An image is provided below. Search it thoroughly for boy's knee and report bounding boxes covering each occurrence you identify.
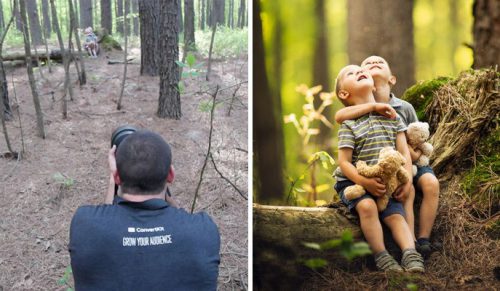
[356,199,378,218]
[419,174,440,196]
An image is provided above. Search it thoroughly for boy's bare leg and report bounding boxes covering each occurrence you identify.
[356,198,385,254]
[417,174,439,239]
[403,186,416,241]
[383,214,415,250]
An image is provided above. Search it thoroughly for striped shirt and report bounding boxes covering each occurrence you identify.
[335,113,407,181]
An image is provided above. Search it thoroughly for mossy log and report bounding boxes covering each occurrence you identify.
[95,28,122,51]
[2,50,67,64]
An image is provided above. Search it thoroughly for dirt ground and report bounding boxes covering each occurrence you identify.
[0,47,248,290]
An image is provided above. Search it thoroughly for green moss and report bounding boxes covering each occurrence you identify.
[100,35,122,51]
[401,76,452,121]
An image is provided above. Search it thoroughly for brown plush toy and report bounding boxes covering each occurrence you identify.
[344,147,411,212]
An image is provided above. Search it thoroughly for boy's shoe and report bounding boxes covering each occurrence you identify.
[375,252,404,272]
[401,249,425,273]
[416,238,432,259]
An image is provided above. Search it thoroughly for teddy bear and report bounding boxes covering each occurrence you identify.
[344,147,411,212]
[406,122,433,176]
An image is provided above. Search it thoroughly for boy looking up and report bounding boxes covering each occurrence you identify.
[334,65,424,272]
[335,56,440,257]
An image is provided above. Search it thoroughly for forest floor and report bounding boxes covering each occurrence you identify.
[0,47,248,290]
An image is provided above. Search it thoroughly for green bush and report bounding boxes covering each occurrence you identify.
[195,26,248,58]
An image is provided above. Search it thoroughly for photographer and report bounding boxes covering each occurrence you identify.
[69,129,220,290]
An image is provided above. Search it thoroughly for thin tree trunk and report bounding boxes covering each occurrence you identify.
[237,0,245,28]
[79,0,93,28]
[100,0,112,33]
[41,0,51,37]
[200,0,205,30]
[26,0,43,45]
[69,0,86,85]
[347,0,414,96]
[0,1,5,31]
[253,0,284,204]
[131,0,139,36]
[20,0,45,138]
[0,1,16,125]
[212,0,224,26]
[139,0,160,76]
[50,0,73,117]
[184,0,195,52]
[41,16,52,73]
[157,0,181,119]
[178,0,183,33]
[116,0,123,34]
[14,1,22,31]
[117,4,127,110]
[205,24,216,81]
[472,0,500,68]
[124,0,130,35]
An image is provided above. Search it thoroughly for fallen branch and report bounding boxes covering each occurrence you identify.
[108,57,136,65]
[210,152,247,200]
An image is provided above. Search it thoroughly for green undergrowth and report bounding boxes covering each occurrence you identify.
[195,26,248,58]
[401,76,452,121]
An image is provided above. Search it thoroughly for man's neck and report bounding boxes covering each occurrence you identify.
[121,192,165,202]
[373,79,391,103]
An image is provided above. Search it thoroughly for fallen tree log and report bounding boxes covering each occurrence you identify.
[2,50,67,63]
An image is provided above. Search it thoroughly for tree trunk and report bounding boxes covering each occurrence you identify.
[100,0,112,33]
[20,0,45,138]
[50,0,74,108]
[206,0,211,28]
[69,0,86,85]
[131,0,139,36]
[178,0,183,33]
[237,0,245,28]
[212,0,224,26]
[312,0,331,149]
[157,0,181,119]
[253,204,362,290]
[26,0,43,45]
[116,0,123,34]
[14,0,22,31]
[184,0,195,51]
[117,2,128,110]
[227,0,233,28]
[253,0,285,204]
[472,0,500,68]
[41,0,51,37]
[0,1,5,32]
[79,0,92,28]
[124,0,130,35]
[347,0,414,96]
[200,0,205,30]
[139,0,160,76]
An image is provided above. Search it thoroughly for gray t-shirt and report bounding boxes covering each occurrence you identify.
[389,93,418,126]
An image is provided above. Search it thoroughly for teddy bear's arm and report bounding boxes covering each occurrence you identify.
[420,142,433,156]
[356,160,381,178]
[397,166,411,184]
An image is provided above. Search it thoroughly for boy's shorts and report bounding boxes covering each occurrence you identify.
[334,180,406,220]
[413,165,436,186]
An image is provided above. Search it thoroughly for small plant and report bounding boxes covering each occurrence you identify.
[58,266,74,291]
[303,230,372,270]
[53,172,74,188]
[176,53,205,94]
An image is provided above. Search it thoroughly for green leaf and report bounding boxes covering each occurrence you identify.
[177,81,185,94]
[315,184,331,193]
[175,60,186,67]
[294,187,306,193]
[341,230,353,243]
[304,258,327,269]
[407,283,419,291]
[303,242,322,250]
[198,99,214,112]
[320,239,341,250]
[58,278,66,285]
[186,53,196,67]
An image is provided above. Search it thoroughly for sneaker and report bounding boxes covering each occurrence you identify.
[401,249,425,273]
[375,252,404,272]
[416,238,432,258]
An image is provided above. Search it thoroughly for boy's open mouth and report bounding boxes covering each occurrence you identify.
[369,65,382,70]
[357,75,368,81]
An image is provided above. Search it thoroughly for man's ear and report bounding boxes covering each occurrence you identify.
[389,75,397,86]
[167,165,175,183]
[113,170,121,185]
[337,89,350,100]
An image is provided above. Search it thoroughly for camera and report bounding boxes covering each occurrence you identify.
[111,125,137,149]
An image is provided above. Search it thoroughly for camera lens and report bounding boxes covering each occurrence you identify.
[111,125,137,148]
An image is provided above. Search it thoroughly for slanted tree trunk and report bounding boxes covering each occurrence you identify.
[253,0,284,204]
[347,0,414,96]
[131,0,139,36]
[472,0,500,68]
[100,0,112,33]
[68,0,86,85]
[200,0,205,30]
[50,0,74,112]
[26,0,43,45]
[157,0,181,119]
[79,0,93,28]
[19,0,45,138]
[41,0,51,37]
[184,0,195,51]
[139,0,160,76]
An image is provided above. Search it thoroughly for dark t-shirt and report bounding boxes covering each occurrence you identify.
[69,197,220,291]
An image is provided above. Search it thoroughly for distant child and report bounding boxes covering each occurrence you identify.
[334,65,424,272]
[335,56,440,257]
[83,27,98,58]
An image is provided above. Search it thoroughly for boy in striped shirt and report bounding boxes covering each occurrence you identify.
[334,65,424,272]
[335,56,440,258]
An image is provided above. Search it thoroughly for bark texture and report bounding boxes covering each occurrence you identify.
[347,0,414,96]
[472,0,500,68]
[139,0,160,76]
[253,0,284,204]
[237,0,245,28]
[41,0,51,37]
[79,0,93,28]
[157,0,181,119]
[184,0,195,51]
[100,0,112,33]
[26,0,43,45]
